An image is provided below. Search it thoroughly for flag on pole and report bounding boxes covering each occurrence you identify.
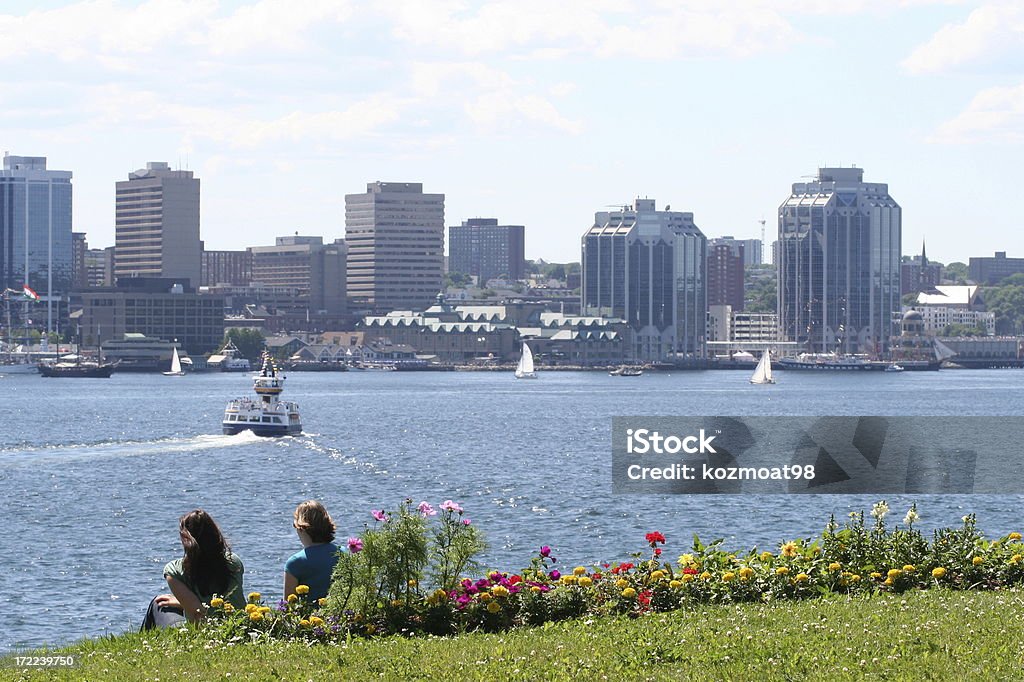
[22,285,39,301]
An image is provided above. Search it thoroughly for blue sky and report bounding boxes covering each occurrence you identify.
[2,0,1022,264]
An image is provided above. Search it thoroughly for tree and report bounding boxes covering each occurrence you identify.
[983,283,1024,335]
[944,262,969,284]
[941,324,986,337]
[223,328,266,360]
[445,271,472,288]
[745,276,777,314]
[901,293,919,306]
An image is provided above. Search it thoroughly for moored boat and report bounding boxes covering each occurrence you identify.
[514,342,537,379]
[610,365,643,376]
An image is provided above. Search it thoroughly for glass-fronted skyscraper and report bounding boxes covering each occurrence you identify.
[582,199,706,361]
[0,154,73,332]
[778,168,901,354]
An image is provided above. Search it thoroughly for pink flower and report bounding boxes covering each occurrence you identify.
[347,537,363,553]
[440,500,464,513]
[540,546,551,558]
[371,509,387,522]
[418,501,437,517]
[462,518,472,526]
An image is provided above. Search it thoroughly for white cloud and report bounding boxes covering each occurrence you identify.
[902,2,1024,74]
[929,82,1024,142]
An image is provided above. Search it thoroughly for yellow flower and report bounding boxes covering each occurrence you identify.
[669,580,682,588]
[781,542,798,558]
[775,566,790,576]
[812,547,822,556]
[870,572,882,580]
[622,587,637,598]
[850,574,861,583]
[932,567,947,579]
[295,585,310,596]
[209,597,224,609]
[650,570,665,581]
[390,599,403,608]
[578,576,593,588]
[828,562,842,573]
[722,572,736,582]
[973,556,984,566]
[492,585,510,597]
[795,573,809,582]
[679,554,697,567]
[887,569,902,579]
[561,575,577,586]
[310,616,324,627]
[486,601,501,613]
[407,579,417,588]
[699,571,712,581]
[247,592,261,603]
[299,619,310,628]
[287,594,298,603]
[479,592,492,602]
[248,611,263,622]
[573,566,587,576]
[884,578,894,586]
[615,578,629,589]
[259,606,271,614]
[760,551,773,562]
[318,598,327,607]
[1009,554,1022,565]
[902,565,916,573]
[531,586,542,594]
[682,573,695,583]
[223,604,234,613]
[1008,532,1022,541]
[738,567,754,580]
[244,603,258,614]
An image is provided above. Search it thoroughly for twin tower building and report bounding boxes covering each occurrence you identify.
[2,154,901,359]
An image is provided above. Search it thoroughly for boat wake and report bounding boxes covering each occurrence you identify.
[0,431,263,466]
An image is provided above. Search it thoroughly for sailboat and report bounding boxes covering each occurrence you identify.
[163,346,186,376]
[514,342,537,379]
[750,350,775,384]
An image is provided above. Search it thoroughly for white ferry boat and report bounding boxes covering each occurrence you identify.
[776,352,877,371]
[222,352,301,436]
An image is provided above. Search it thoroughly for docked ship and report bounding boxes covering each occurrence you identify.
[38,355,117,378]
[222,352,301,436]
[775,352,878,371]
[207,340,252,372]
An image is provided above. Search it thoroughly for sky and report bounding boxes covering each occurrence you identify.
[2,0,1023,265]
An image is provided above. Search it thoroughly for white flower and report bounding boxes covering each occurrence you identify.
[870,501,890,520]
[904,508,920,526]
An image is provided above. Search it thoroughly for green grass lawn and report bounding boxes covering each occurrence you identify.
[6,589,1024,681]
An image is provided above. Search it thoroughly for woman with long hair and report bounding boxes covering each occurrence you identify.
[142,509,245,629]
[284,500,340,601]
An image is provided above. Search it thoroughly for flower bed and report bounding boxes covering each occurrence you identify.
[200,500,1024,642]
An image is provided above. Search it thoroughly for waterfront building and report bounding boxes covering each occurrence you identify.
[448,218,526,284]
[778,167,901,354]
[708,304,778,344]
[0,154,73,332]
[345,182,445,313]
[78,277,224,356]
[101,332,189,372]
[202,248,252,287]
[114,162,201,286]
[581,198,707,361]
[707,238,745,311]
[911,285,994,335]
[249,236,347,317]
[969,252,1024,285]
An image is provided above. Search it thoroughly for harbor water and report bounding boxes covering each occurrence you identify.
[1,368,1022,652]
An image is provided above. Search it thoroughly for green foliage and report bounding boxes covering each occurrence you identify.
[445,271,473,288]
[941,323,986,337]
[745,275,777,313]
[943,261,969,284]
[982,283,1024,334]
[223,328,265,360]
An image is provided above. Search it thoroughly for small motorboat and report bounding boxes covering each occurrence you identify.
[609,365,643,376]
[884,364,905,373]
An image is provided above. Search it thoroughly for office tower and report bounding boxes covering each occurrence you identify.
[85,248,110,288]
[707,238,746,311]
[114,162,201,286]
[741,239,763,266]
[448,218,526,284]
[969,251,1024,285]
[202,248,253,287]
[0,154,73,332]
[778,167,901,354]
[72,232,88,290]
[581,198,707,361]
[345,182,444,312]
[249,236,347,316]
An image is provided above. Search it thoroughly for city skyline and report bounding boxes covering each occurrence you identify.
[2,1,1022,265]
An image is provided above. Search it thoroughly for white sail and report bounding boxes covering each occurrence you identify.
[515,342,536,378]
[170,347,181,373]
[750,350,775,384]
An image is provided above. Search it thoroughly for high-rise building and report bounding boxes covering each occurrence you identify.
[778,167,901,354]
[85,248,112,288]
[249,236,347,316]
[741,239,763,267]
[0,154,73,332]
[582,198,707,361]
[969,251,1024,285]
[201,248,252,287]
[114,162,201,286]
[707,238,745,311]
[72,232,88,290]
[345,182,444,312]
[448,218,526,284]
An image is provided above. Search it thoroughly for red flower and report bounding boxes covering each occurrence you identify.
[682,567,698,575]
[637,590,652,606]
[645,531,666,546]
[654,548,662,557]
[509,575,522,585]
